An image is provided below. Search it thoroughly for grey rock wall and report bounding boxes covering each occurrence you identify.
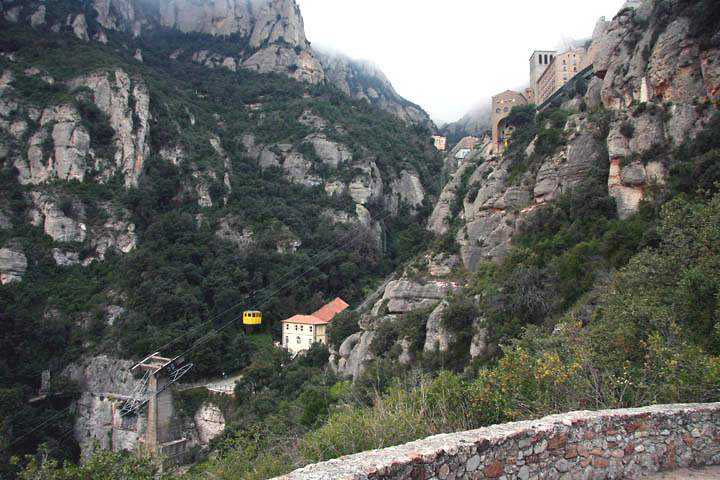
[276,403,720,480]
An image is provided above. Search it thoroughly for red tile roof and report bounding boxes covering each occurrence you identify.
[280,298,350,325]
[312,297,350,322]
[281,314,328,325]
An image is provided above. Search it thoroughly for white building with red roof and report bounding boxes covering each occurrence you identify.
[281,298,349,354]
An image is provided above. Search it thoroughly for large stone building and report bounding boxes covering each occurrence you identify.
[529,50,556,101]
[281,297,349,354]
[536,47,588,104]
[490,90,530,153]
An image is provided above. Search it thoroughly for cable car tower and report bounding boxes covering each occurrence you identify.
[118,352,193,461]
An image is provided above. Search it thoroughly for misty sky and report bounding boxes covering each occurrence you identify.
[296,0,626,125]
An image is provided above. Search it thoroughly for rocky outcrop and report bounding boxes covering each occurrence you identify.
[335,330,375,381]
[216,216,255,251]
[591,1,720,110]
[423,301,454,354]
[30,193,87,243]
[532,115,606,204]
[53,248,81,267]
[349,162,383,205]
[159,0,324,83]
[16,105,90,185]
[306,134,352,167]
[316,50,434,129]
[71,69,150,187]
[387,170,425,213]
[375,279,458,315]
[194,402,225,446]
[428,161,472,235]
[71,14,90,42]
[64,355,142,457]
[89,206,138,261]
[14,69,149,188]
[0,246,27,284]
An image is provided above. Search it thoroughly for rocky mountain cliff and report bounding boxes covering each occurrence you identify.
[332,0,720,382]
[316,50,435,130]
[0,0,442,466]
[0,0,431,128]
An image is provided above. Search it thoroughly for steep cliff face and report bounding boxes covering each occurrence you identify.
[3,0,431,127]
[316,50,435,130]
[332,0,720,383]
[428,0,720,270]
[333,253,463,380]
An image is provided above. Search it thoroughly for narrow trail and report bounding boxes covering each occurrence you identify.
[177,373,243,394]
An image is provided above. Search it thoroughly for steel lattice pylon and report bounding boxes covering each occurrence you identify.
[118,352,193,417]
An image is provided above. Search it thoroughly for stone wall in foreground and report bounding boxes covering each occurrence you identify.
[277,403,720,480]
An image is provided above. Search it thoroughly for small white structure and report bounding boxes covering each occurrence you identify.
[281,298,349,354]
[455,148,471,160]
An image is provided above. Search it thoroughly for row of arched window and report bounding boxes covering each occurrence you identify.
[538,53,555,65]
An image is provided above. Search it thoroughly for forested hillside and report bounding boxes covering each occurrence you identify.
[0,0,441,474]
[2,0,720,479]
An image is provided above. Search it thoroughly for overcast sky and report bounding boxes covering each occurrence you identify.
[296,0,626,125]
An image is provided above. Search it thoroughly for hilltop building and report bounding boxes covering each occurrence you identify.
[281,297,349,354]
[432,135,447,151]
[529,50,556,101]
[536,47,588,104]
[490,90,531,153]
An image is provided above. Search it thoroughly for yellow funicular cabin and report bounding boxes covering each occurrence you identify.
[242,310,262,326]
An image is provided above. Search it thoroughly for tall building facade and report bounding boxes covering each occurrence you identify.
[536,48,587,105]
[529,50,557,101]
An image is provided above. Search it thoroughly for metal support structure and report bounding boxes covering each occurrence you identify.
[119,353,193,418]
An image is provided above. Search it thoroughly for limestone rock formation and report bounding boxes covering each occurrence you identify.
[71,69,150,187]
[335,330,375,381]
[591,1,720,110]
[0,246,27,284]
[423,301,454,354]
[348,162,383,205]
[316,50,434,129]
[16,104,90,185]
[30,193,87,243]
[64,355,142,457]
[306,134,352,167]
[53,248,81,267]
[194,402,226,446]
[388,170,425,213]
[375,279,458,315]
[90,206,138,260]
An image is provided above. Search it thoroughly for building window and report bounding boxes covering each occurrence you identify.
[300,325,303,331]
[563,59,566,65]
[495,108,500,113]
[286,324,289,330]
[296,336,301,344]
[538,55,542,65]
[294,324,297,330]
[285,336,288,345]
[544,54,548,64]
[309,326,313,332]
[319,338,324,344]
[503,107,509,112]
